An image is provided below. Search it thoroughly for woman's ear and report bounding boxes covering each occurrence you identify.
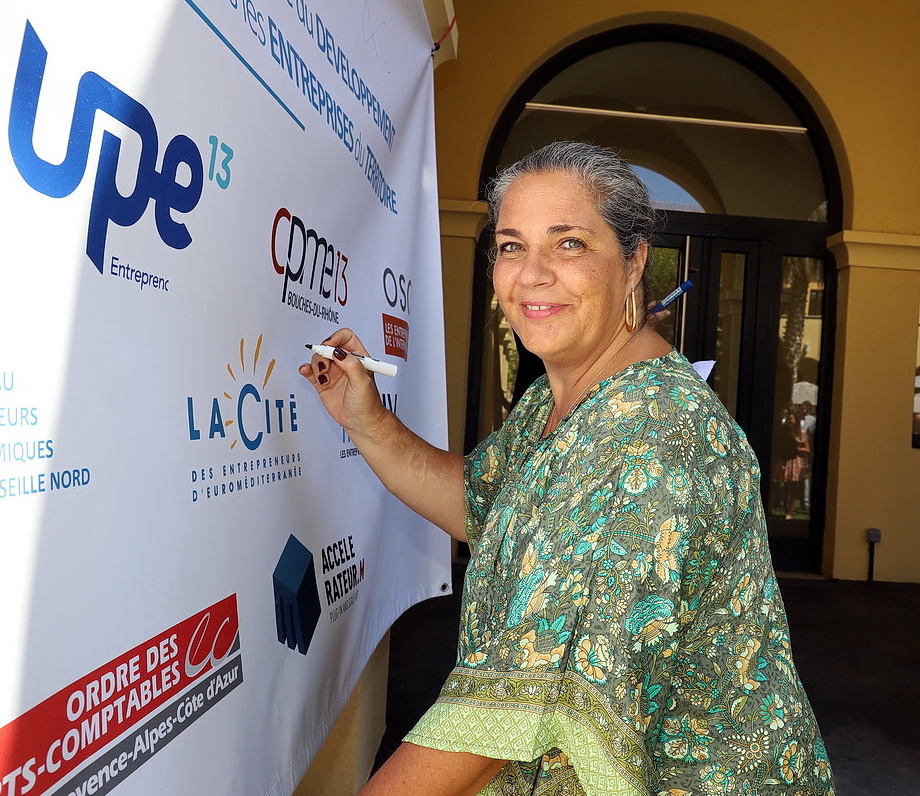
[627,242,649,291]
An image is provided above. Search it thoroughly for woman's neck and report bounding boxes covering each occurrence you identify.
[541,326,671,436]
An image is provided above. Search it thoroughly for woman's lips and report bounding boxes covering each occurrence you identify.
[520,302,566,319]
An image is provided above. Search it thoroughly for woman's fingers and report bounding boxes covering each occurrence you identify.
[321,327,371,358]
[298,329,384,431]
[312,358,328,384]
[300,328,369,382]
[299,355,345,389]
[302,329,380,387]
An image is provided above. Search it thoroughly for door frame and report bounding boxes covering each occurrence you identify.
[656,211,835,571]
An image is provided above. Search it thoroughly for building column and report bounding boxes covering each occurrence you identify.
[825,230,920,581]
[438,198,490,454]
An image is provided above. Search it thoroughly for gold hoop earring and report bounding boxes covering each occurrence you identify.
[625,288,637,332]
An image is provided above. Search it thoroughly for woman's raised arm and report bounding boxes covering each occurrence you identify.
[299,329,467,541]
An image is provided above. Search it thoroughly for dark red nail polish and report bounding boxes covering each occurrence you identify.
[317,360,327,371]
[333,347,347,361]
[318,374,328,385]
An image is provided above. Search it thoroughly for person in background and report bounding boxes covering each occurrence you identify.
[778,406,810,520]
[799,401,816,510]
[299,141,835,795]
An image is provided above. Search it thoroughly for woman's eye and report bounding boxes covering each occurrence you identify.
[497,241,522,254]
[561,238,586,251]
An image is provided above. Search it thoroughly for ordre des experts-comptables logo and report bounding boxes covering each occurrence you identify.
[8,21,208,273]
[0,596,242,796]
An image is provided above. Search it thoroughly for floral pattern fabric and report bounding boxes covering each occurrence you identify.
[404,351,835,795]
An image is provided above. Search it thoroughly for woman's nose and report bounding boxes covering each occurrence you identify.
[516,248,554,286]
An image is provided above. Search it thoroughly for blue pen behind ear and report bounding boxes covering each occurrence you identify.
[650,280,693,314]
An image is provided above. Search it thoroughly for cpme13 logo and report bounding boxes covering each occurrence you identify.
[272,208,348,324]
[186,335,298,452]
[7,21,231,273]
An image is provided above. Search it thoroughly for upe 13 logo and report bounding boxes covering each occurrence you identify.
[8,21,204,273]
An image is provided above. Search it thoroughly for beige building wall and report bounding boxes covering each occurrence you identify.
[432,0,920,584]
[295,637,389,795]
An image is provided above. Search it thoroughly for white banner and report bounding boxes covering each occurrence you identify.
[0,1,450,794]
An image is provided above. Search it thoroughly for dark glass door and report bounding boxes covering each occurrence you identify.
[650,213,833,571]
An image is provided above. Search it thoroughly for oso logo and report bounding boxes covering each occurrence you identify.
[8,21,204,273]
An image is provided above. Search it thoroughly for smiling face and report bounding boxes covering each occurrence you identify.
[492,169,647,374]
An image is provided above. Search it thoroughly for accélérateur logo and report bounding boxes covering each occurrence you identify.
[272,531,366,658]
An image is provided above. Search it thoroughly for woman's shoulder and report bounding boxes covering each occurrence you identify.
[633,349,708,387]
[594,350,751,449]
[600,350,715,411]
[632,351,729,409]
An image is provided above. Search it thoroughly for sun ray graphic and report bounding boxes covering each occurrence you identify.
[221,335,277,451]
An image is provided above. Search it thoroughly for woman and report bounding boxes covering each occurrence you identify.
[299,142,835,795]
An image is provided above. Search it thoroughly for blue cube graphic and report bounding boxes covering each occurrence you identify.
[273,534,321,655]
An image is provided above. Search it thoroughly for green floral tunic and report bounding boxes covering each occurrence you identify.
[404,351,834,795]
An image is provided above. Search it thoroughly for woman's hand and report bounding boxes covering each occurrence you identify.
[645,300,670,329]
[299,328,387,435]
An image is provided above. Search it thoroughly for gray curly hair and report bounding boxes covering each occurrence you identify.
[486,141,660,267]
